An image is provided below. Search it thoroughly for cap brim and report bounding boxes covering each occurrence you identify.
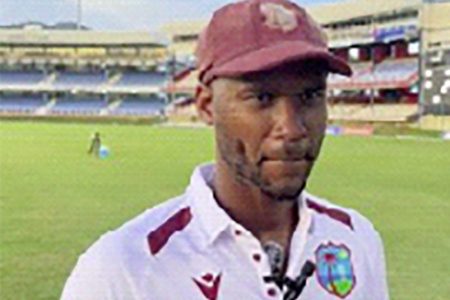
[207,40,352,82]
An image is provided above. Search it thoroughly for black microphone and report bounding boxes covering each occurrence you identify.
[283,260,316,300]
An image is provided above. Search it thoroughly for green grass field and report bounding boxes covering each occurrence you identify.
[1,121,449,300]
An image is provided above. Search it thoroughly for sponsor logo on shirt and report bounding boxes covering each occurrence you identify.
[315,242,356,298]
[193,272,222,300]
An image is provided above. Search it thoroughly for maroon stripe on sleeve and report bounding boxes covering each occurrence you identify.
[306,199,354,230]
[147,207,192,255]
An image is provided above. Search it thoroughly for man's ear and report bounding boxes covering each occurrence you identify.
[195,83,214,125]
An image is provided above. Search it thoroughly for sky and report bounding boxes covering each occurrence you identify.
[0,0,347,33]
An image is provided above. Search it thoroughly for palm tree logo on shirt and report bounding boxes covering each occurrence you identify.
[315,242,356,298]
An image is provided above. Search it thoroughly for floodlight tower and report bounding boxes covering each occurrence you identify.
[418,0,435,126]
[418,0,426,126]
[77,0,82,30]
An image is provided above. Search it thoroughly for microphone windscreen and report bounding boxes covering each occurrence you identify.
[301,260,316,277]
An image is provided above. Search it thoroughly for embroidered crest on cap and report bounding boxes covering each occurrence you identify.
[315,242,356,298]
[260,3,298,32]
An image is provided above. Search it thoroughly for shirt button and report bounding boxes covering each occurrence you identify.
[252,253,261,262]
[267,287,277,297]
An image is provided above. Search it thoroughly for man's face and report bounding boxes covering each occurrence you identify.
[209,64,328,201]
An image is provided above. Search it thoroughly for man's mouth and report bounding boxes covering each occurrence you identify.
[261,153,315,163]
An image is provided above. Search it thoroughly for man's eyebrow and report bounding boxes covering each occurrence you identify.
[305,84,326,91]
[236,81,267,92]
[283,85,325,97]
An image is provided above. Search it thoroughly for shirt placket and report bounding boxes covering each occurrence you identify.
[232,225,284,300]
[286,206,313,279]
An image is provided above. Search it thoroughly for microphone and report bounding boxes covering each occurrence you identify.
[283,260,316,300]
[262,241,315,299]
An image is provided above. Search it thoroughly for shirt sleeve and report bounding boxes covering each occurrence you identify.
[352,210,390,300]
[370,230,389,300]
[60,234,138,300]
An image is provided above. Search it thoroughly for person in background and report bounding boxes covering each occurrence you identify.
[87,132,101,157]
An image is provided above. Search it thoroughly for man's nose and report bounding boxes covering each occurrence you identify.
[272,98,308,141]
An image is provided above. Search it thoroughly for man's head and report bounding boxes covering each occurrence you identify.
[196,0,351,201]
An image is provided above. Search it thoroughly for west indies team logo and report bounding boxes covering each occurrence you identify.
[315,242,356,298]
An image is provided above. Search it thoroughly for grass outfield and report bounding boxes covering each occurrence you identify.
[1,121,449,300]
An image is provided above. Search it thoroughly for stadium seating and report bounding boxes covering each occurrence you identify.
[111,95,166,116]
[53,71,107,89]
[0,70,45,86]
[0,94,45,114]
[329,58,418,89]
[373,59,417,84]
[114,71,166,88]
[328,62,371,87]
[50,96,107,115]
[328,103,418,122]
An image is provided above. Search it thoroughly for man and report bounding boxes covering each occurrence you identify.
[87,132,101,157]
[62,0,388,299]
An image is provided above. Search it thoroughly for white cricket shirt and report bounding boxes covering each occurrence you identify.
[61,164,389,300]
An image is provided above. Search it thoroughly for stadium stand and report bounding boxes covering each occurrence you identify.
[53,70,107,89]
[372,59,418,88]
[166,96,198,123]
[0,70,45,86]
[328,63,371,89]
[0,25,168,120]
[111,95,166,116]
[329,58,418,90]
[0,93,45,114]
[166,68,198,95]
[328,103,418,122]
[50,95,107,115]
[0,0,448,127]
[114,71,166,88]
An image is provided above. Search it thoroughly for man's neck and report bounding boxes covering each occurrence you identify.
[213,161,299,246]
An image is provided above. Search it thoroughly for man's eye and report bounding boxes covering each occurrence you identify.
[312,89,326,99]
[256,92,275,105]
[296,89,325,106]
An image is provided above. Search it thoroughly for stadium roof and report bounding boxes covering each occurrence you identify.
[162,0,424,37]
[161,20,207,39]
[309,0,422,24]
[0,21,90,31]
[0,28,165,47]
[422,1,450,49]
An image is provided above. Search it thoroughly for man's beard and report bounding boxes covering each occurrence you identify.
[218,138,313,202]
[260,181,307,202]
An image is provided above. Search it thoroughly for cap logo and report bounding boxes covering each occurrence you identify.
[260,3,298,32]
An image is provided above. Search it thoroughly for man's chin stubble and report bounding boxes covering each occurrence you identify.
[259,181,307,203]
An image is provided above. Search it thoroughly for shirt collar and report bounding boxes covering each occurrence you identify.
[297,191,315,235]
[187,163,315,249]
[187,163,232,249]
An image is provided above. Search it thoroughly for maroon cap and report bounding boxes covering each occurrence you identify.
[196,0,352,84]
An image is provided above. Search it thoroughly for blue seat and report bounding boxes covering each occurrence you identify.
[0,70,44,85]
[115,72,166,87]
[112,96,166,116]
[0,95,45,113]
[51,97,107,115]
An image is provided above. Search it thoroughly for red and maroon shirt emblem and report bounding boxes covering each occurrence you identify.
[193,272,222,300]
